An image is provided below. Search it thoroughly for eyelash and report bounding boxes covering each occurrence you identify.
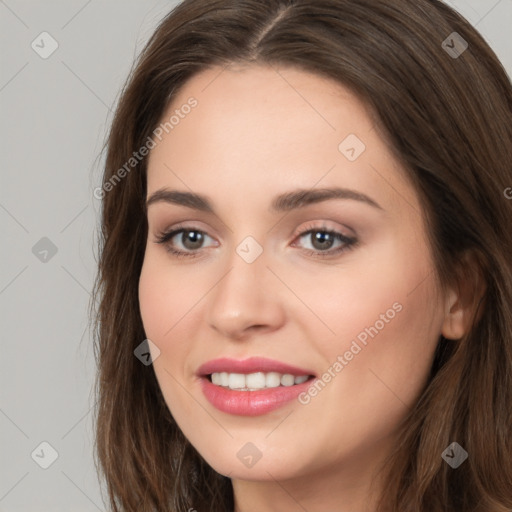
[154,223,358,260]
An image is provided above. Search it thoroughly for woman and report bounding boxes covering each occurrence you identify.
[92,0,512,510]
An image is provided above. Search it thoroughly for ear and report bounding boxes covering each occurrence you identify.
[441,251,486,340]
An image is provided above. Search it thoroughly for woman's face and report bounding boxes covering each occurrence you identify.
[139,64,450,487]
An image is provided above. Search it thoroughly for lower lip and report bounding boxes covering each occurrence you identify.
[199,376,316,416]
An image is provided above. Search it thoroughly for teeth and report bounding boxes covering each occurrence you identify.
[266,372,281,388]
[281,374,295,386]
[228,373,246,389]
[209,371,311,391]
[246,372,266,388]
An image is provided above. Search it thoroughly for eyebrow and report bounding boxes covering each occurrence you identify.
[146,187,383,213]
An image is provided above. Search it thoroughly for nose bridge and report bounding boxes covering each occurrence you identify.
[206,237,286,338]
[219,231,269,295]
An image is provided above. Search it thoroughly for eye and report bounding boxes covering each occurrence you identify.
[155,227,217,258]
[292,225,357,258]
[154,223,357,260]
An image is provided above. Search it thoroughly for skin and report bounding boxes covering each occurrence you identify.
[138,64,472,512]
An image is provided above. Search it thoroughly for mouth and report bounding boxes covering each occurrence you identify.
[204,371,316,391]
[196,356,316,390]
[196,357,317,416]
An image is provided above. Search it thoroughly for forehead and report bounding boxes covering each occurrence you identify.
[146,64,417,215]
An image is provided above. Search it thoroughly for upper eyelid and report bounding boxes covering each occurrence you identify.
[156,221,350,236]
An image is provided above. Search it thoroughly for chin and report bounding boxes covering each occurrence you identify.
[197,443,309,482]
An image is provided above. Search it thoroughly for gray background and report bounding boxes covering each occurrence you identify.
[0,1,510,510]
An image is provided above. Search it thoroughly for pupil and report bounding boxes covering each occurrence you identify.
[183,230,203,250]
[313,231,333,250]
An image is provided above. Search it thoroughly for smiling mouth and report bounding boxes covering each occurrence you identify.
[205,371,316,391]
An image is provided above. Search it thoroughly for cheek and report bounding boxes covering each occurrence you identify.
[138,251,198,338]
[138,253,199,415]
[290,240,443,396]
[138,252,196,396]
[289,272,441,454]
[138,250,217,380]
[284,249,435,348]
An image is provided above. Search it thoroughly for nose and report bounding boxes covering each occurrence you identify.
[206,247,286,341]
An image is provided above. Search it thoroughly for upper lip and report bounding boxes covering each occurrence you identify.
[197,357,316,377]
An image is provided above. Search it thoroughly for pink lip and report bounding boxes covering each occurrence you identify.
[199,377,316,416]
[196,356,315,377]
[196,357,317,416]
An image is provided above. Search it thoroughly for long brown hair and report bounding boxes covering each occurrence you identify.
[92,1,512,510]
